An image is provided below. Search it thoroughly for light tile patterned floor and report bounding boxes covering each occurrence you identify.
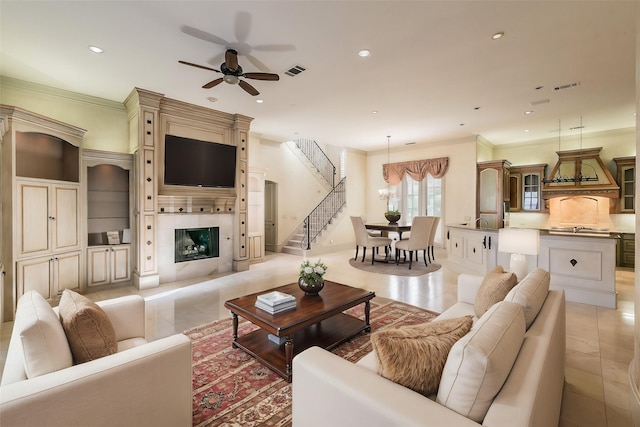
[1,248,635,426]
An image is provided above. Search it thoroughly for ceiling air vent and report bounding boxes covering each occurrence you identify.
[554,81,580,91]
[284,65,306,77]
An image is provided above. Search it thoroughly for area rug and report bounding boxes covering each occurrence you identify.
[348,257,441,276]
[185,300,439,427]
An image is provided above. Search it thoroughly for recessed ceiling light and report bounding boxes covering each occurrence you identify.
[88,45,103,53]
[523,110,534,115]
[524,129,530,133]
[358,49,371,57]
[372,110,378,114]
[206,97,217,102]
[256,99,264,104]
[491,32,504,40]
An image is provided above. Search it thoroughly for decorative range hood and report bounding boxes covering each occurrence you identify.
[541,147,619,199]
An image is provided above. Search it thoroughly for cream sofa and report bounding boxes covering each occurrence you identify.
[0,291,193,427]
[293,269,566,427]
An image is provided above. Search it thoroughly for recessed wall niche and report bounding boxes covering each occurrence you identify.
[87,164,130,245]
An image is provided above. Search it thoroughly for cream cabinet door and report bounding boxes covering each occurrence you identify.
[53,251,81,293]
[111,245,131,283]
[52,184,80,252]
[16,256,54,299]
[87,247,110,287]
[18,181,50,256]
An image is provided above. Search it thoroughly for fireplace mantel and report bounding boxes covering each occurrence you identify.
[124,88,253,289]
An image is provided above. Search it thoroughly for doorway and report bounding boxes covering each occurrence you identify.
[265,181,277,252]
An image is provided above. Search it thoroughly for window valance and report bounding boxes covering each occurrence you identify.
[382,157,449,185]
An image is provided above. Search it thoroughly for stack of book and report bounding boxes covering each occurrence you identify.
[255,291,297,314]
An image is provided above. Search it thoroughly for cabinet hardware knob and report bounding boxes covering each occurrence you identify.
[146,241,152,245]
[570,258,578,267]
[147,256,152,260]
[473,247,476,253]
[146,177,152,182]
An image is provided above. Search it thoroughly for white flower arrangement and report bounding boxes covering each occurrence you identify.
[299,259,327,284]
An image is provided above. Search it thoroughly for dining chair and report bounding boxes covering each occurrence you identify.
[395,216,435,269]
[350,216,392,265]
[427,216,440,263]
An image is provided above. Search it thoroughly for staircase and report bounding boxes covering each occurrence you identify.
[282,139,345,256]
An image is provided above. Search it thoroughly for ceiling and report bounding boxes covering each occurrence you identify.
[0,1,637,152]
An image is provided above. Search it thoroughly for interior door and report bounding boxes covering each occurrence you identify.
[264,181,277,252]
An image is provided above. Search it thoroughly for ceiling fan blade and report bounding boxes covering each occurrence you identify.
[179,61,220,73]
[238,80,259,96]
[202,78,223,89]
[244,72,279,81]
[181,25,229,47]
[225,49,239,71]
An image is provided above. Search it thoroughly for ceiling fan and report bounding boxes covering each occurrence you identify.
[179,49,279,96]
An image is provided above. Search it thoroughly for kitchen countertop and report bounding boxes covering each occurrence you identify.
[447,223,626,239]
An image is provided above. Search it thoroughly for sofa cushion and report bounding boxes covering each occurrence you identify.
[371,316,473,397]
[504,268,550,329]
[436,301,525,423]
[474,265,517,317]
[16,291,73,379]
[58,289,117,364]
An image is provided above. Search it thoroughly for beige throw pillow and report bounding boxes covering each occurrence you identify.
[474,266,517,317]
[58,289,117,364]
[371,316,473,396]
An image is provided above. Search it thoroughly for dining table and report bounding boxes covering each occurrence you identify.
[364,221,412,240]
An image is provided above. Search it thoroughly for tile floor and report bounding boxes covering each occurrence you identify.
[1,248,635,426]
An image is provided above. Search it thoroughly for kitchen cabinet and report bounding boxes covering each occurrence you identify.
[477,160,510,228]
[617,233,635,268]
[447,226,498,275]
[614,156,635,213]
[87,245,131,287]
[538,233,617,309]
[508,164,547,213]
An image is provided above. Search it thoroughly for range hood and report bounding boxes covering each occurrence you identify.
[541,147,619,199]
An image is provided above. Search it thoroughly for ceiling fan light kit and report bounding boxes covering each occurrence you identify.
[180,48,279,96]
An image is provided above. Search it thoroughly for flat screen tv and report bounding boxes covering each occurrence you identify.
[164,134,237,188]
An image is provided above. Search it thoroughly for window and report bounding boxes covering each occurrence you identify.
[391,174,443,241]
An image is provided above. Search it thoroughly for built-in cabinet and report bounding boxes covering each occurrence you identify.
[83,150,133,288]
[477,160,510,229]
[1,105,85,318]
[87,245,131,287]
[614,156,635,213]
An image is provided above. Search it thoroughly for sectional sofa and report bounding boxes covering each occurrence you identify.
[293,268,566,427]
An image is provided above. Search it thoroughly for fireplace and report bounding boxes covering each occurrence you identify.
[174,227,219,263]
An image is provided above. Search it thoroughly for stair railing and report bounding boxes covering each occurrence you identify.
[302,177,346,250]
[294,138,336,188]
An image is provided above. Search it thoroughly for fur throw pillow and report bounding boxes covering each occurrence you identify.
[371,316,473,396]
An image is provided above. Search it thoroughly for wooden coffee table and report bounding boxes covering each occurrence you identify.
[224,280,375,382]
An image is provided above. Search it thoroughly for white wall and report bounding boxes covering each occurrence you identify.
[0,77,129,152]
[365,136,478,229]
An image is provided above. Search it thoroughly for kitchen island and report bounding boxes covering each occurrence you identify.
[446,224,619,308]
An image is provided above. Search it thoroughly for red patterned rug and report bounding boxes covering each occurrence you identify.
[184,300,439,427]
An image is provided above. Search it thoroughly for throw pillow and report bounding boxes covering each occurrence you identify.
[371,316,473,396]
[474,265,517,318]
[504,268,550,329]
[436,301,525,423]
[58,289,117,364]
[15,291,73,379]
